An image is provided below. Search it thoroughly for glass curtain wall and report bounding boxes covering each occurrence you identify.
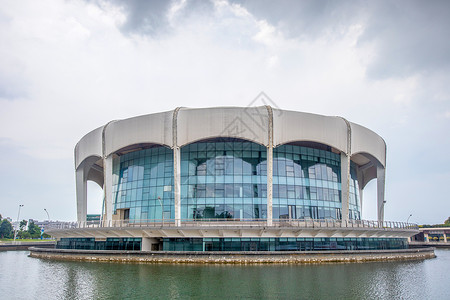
[57,238,142,250]
[112,146,174,222]
[272,144,358,220]
[349,162,361,220]
[180,139,267,220]
[110,142,361,222]
[163,237,407,251]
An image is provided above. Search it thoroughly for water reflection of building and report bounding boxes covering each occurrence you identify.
[48,107,418,252]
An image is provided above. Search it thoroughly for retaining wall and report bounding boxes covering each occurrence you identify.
[29,247,435,264]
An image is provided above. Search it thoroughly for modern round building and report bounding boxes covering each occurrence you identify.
[49,106,418,252]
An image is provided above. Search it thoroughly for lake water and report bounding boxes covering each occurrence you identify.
[0,249,448,299]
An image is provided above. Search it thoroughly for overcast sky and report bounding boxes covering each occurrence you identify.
[1,0,449,224]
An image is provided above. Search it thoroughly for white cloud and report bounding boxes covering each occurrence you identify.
[167,0,187,25]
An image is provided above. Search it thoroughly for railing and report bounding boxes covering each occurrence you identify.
[49,219,419,231]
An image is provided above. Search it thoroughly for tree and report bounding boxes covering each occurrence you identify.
[27,221,42,238]
[0,219,13,239]
[19,220,27,231]
[21,231,31,239]
[445,217,450,225]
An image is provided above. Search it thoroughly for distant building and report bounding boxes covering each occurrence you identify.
[33,220,77,230]
[48,107,417,251]
[410,228,450,243]
[87,214,101,222]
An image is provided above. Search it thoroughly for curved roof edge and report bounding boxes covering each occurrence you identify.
[176,106,269,147]
[350,122,386,167]
[75,106,387,170]
[273,109,348,153]
[75,125,104,169]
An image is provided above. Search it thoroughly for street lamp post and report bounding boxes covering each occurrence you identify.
[406,214,414,242]
[13,204,24,243]
[44,208,50,221]
[407,214,412,226]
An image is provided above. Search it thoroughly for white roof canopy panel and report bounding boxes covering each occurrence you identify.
[177,106,269,147]
[104,111,173,156]
[273,109,348,153]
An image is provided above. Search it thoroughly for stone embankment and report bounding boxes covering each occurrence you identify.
[29,247,435,264]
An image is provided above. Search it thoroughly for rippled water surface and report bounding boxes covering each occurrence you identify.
[0,249,448,299]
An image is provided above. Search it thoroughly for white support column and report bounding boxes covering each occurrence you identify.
[339,117,351,225]
[266,105,273,227]
[142,237,160,251]
[174,146,181,227]
[340,153,350,225]
[376,165,386,224]
[103,155,113,225]
[267,145,273,226]
[76,166,87,223]
[173,107,181,227]
[444,232,447,243]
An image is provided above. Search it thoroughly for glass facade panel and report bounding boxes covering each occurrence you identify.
[180,139,267,220]
[112,146,174,222]
[109,141,360,222]
[349,162,361,220]
[57,238,142,250]
[272,144,360,220]
[162,237,407,251]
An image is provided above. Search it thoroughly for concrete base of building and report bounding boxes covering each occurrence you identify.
[29,247,436,264]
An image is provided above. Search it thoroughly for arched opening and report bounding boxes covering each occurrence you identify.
[87,181,103,219]
[361,179,377,220]
[351,152,385,222]
[76,155,104,223]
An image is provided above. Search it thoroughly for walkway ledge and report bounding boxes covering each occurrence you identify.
[28,247,436,264]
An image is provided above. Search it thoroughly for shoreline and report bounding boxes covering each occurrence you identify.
[29,247,436,264]
[0,242,56,251]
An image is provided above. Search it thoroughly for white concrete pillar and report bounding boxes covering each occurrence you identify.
[142,237,160,251]
[172,108,181,227]
[266,105,273,227]
[76,166,87,223]
[267,145,273,226]
[103,155,113,224]
[174,147,181,227]
[444,232,447,243]
[340,153,350,225]
[377,165,386,224]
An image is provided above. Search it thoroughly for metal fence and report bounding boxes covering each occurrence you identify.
[50,218,419,230]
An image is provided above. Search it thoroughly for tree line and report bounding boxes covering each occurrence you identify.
[0,213,50,239]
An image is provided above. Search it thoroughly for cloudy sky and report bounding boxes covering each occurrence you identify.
[1,0,449,224]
